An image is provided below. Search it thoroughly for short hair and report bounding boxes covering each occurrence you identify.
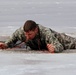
[23,20,38,32]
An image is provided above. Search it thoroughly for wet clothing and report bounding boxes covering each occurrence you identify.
[5,24,76,53]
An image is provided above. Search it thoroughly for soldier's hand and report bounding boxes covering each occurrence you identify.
[0,42,7,49]
[47,44,55,53]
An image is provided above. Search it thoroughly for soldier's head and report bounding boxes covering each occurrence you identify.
[23,20,38,40]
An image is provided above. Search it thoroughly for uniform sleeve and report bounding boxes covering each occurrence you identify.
[44,28,64,53]
[5,27,25,48]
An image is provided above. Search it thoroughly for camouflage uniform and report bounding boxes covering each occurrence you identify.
[5,24,76,53]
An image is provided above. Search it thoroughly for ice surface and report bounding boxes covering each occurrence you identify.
[0,0,76,35]
[0,51,76,75]
[0,0,76,75]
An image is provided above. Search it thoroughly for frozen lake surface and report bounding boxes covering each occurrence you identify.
[0,0,76,36]
[0,51,76,75]
[0,0,76,75]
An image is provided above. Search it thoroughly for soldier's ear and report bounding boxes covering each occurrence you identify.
[35,27,38,31]
[34,27,38,33]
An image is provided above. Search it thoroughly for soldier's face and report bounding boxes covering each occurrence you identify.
[24,28,38,40]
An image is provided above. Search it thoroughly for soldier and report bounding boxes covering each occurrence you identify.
[0,20,76,53]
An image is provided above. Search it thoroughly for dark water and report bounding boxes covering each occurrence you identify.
[0,0,76,36]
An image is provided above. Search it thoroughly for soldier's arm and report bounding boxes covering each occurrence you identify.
[46,44,55,53]
[44,28,64,53]
[5,27,25,48]
[0,42,8,49]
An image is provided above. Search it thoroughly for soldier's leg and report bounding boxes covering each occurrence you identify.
[60,33,76,49]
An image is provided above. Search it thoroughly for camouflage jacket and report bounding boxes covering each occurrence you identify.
[5,24,64,53]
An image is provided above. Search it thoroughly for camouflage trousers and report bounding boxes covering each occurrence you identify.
[55,33,76,50]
